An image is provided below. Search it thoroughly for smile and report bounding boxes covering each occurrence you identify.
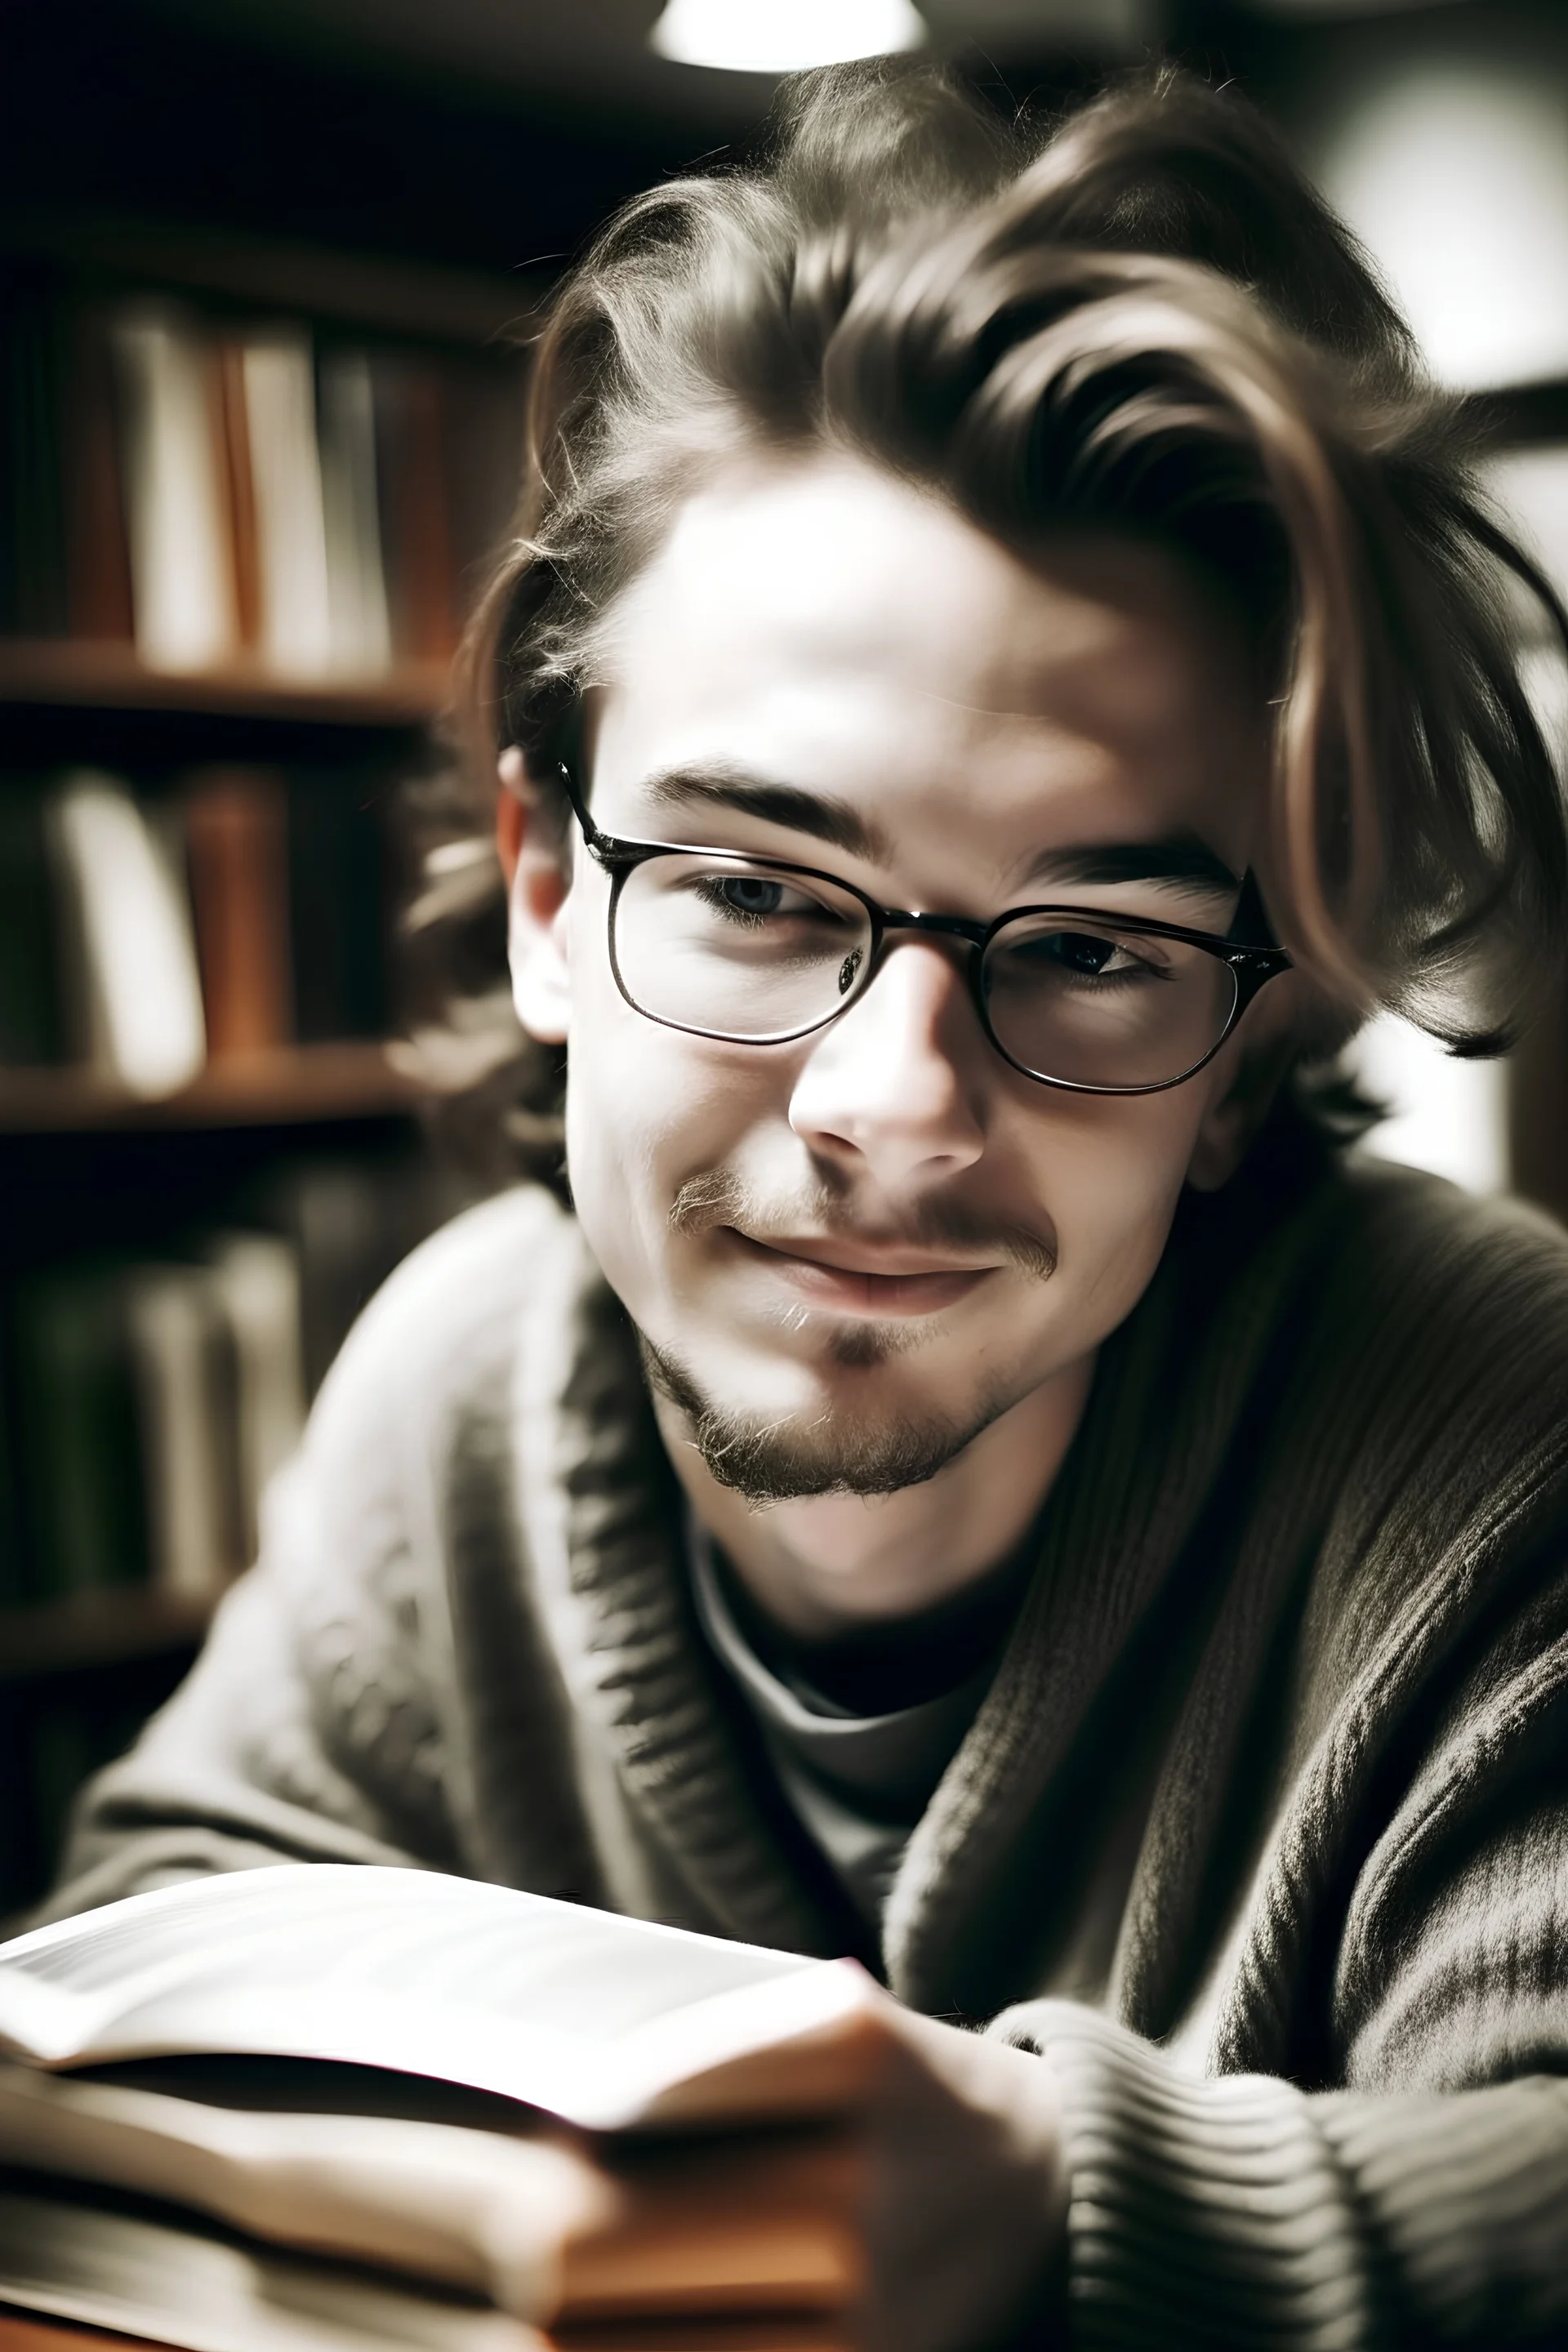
[726,1228,998,1316]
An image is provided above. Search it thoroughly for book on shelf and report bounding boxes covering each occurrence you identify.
[120,1232,306,1603]
[182,769,294,1059]
[46,769,207,1098]
[238,330,335,679]
[0,780,65,1068]
[122,1265,245,1605]
[8,1261,150,1606]
[2,1157,431,1609]
[109,308,239,677]
[203,1233,306,1567]
[372,354,461,667]
[318,348,394,675]
[60,302,136,648]
[0,270,523,687]
[0,1864,880,2352]
[0,762,395,1095]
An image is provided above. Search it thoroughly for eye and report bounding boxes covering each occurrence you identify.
[991,924,1178,995]
[689,870,840,928]
[1033,929,1162,979]
[1048,930,1118,976]
[714,875,786,920]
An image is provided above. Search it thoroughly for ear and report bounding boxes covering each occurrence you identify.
[497,745,572,1045]
[1185,980,1302,1192]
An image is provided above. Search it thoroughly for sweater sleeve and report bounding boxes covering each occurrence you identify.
[36,1192,559,1923]
[989,1568,1568,2352]
[37,1407,460,1924]
[989,2002,1568,2350]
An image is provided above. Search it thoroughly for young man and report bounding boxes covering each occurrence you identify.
[47,63,1568,2350]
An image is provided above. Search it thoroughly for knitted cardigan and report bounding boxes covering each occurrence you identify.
[45,1136,1568,2348]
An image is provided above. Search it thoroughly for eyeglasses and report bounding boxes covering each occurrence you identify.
[559,768,1291,1097]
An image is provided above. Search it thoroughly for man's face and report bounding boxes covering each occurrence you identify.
[541,457,1268,1499]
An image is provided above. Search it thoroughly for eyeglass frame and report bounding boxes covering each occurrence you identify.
[555,760,1293,1098]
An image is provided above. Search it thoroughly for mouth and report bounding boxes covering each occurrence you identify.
[726,1227,1000,1316]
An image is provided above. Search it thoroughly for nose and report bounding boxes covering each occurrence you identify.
[788,938,987,1187]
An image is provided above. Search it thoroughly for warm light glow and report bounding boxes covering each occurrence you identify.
[1350,1014,1508,1196]
[1320,65,1568,391]
[649,0,927,74]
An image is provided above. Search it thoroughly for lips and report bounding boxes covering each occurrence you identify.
[727,1227,997,1316]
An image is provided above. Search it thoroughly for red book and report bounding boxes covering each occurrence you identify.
[183,768,293,1057]
[64,302,135,644]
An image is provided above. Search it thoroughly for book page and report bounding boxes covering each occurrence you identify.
[0,1869,879,2130]
[0,2177,537,2352]
[0,2063,605,2315]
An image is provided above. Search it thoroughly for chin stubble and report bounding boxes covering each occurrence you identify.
[638,1328,1019,1503]
[642,1167,1057,1504]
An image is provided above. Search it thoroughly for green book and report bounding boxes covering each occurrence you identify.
[0,777,67,1067]
[11,1259,149,1601]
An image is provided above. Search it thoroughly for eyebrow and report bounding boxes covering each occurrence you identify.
[637,764,892,862]
[635,764,1241,901]
[1019,835,1243,899]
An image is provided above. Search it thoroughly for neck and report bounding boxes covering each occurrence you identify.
[654,1356,1096,1644]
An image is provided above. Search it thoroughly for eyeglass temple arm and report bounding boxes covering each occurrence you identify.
[1227,874,1292,971]
[554,758,611,856]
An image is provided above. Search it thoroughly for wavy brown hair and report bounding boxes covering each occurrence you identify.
[414,59,1568,1189]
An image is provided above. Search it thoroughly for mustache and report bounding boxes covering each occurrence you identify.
[667,1167,1058,1284]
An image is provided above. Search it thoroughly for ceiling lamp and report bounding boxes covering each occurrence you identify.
[648,0,928,74]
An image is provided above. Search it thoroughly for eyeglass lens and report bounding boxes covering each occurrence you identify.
[611,851,1240,1089]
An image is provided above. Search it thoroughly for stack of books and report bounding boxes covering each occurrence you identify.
[0,1868,883,2352]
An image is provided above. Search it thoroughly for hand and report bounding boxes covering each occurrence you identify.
[858,1994,1067,2352]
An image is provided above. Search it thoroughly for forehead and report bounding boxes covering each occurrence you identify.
[591,456,1263,876]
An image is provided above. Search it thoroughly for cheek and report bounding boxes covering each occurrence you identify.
[1030,1085,1209,1310]
[562,944,778,1302]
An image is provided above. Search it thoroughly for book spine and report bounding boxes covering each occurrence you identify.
[109,307,238,674]
[0,779,67,1067]
[318,348,393,675]
[46,772,207,1098]
[11,1263,149,1600]
[372,355,458,665]
[183,768,294,1058]
[204,1233,306,1563]
[64,300,136,645]
[242,329,334,678]
[123,1264,243,1600]
[213,335,263,657]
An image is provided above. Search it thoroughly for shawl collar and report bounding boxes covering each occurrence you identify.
[511,1214,847,1957]
[883,1160,1349,2018]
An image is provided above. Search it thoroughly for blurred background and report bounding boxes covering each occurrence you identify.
[1,0,1564,1914]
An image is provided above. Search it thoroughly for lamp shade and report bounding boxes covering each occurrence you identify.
[649,0,927,74]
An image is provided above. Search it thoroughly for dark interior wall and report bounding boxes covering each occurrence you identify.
[7,0,1557,277]
[0,0,1368,285]
[0,0,709,274]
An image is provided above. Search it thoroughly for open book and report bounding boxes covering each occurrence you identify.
[0,1866,887,2352]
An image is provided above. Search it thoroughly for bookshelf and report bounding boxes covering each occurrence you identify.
[0,202,524,1916]
[0,639,453,727]
[0,1040,422,1133]
[0,1587,216,1685]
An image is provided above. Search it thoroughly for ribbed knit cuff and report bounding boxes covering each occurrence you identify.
[990,2002,1377,2351]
